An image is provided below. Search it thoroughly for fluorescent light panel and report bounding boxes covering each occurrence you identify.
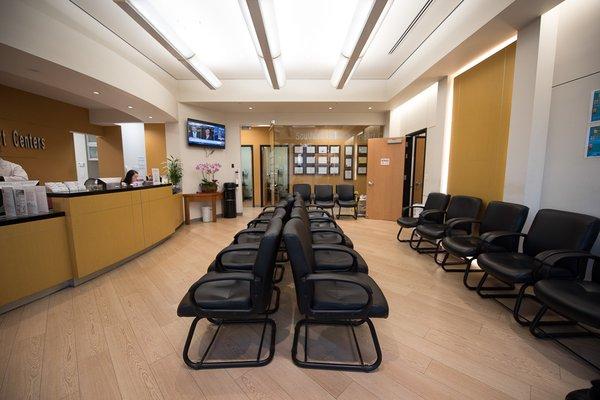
[114,0,222,90]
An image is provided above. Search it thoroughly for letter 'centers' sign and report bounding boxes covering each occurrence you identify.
[0,129,47,150]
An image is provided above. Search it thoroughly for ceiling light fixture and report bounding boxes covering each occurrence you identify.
[331,0,393,89]
[148,116,153,119]
[388,0,433,54]
[328,107,333,110]
[127,105,133,109]
[93,91,100,95]
[248,106,253,110]
[114,0,222,90]
[238,0,285,89]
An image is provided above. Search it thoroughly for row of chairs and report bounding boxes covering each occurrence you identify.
[292,183,359,219]
[177,193,389,371]
[397,192,600,369]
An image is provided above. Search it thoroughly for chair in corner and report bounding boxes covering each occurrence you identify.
[283,218,389,371]
[335,184,358,219]
[476,209,600,326]
[313,185,336,216]
[176,218,283,369]
[396,192,450,244]
[292,183,311,203]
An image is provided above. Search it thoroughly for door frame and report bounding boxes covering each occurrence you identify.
[403,129,427,209]
[241,144,255,207]
[259,144,290,207]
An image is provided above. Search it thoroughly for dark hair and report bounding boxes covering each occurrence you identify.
[122,170,139,185]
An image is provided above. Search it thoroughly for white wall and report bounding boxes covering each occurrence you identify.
[120,123,146,175]
[540,0,600,251]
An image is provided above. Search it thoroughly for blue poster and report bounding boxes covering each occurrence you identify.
[592,89,600,122]
[587,125,600,157]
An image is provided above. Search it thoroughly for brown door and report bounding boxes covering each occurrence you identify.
[413,136,426,204]
[366,137,405,220]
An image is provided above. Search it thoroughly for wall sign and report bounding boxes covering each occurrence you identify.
[0,129,47,150]
[380,158,390,166]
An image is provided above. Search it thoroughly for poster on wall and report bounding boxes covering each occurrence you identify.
[305,166,316,174]
[305,145,316,154]
[344,170,353,180]
[294,145,304,154]
[330,145,340,154]
[591,89,600,123]
[329,166,339,175]
[317,145,328,154]
[294,166,304,175]
[317,156,328,164]
[586,124,600,158]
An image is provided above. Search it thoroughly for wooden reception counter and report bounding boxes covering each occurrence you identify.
[0,184,183,313]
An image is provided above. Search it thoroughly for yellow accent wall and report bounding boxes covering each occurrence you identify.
[448,43,516,205]
[98,125,125,177]
[144,123,167,176]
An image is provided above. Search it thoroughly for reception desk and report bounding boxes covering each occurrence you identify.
[0,184,183,313]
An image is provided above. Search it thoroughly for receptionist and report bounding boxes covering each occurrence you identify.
[122,169,139,186]
[0,157,28,181]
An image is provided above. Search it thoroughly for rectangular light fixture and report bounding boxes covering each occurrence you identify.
[114,0,222,90]
[239,0,285,89]
[331,0,392,89]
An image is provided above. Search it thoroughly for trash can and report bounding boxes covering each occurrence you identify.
[201,206,212,222]
[222,182,237,218]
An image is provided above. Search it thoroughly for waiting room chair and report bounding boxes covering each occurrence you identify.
[476,209,600,326]
[292,184,311,203]
[313,185,336,215]
[177,217,283,369]
[396,192,450,243]
[283,218,388,371]
[439,201,529,277]
[335,184,358,219]
[291,207,355,249]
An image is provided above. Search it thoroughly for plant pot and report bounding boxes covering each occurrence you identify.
[200,183,217,193]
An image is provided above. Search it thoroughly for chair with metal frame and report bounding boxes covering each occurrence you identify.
[412,195,482,257]
[313,185,336,215]
[283,218,388,371]
[292,184,312,203]
[439,201,529,276]
[335,184,358,219]
[476,209,600,326]
[291,207,354,248]
[396,192,450,243]
[176,217,283,369]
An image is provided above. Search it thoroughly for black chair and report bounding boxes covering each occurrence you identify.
[247,206,287,229]
[293,184,311,203]
[396,192,450,243]
[565,380,600,400]
[283,218,388,371]
[313,185,335,215]
[177,218,283,369]
[291,207,354,248]
[335,184,358,219]
[439,201,529,277]
[294,197,336,222]
[476,209,600,326]
[412,195,482,257]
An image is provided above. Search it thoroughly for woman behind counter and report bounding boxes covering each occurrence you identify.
[122,170,139,186]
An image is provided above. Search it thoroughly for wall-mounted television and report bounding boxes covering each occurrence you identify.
[187,118,226,149]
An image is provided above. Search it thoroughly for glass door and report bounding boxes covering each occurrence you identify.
[260,145,289,206]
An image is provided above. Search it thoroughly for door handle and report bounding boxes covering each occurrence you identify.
[368,180,374,186]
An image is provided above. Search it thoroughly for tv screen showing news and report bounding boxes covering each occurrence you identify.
[187,118,226,149]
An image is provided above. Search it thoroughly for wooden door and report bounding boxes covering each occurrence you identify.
[366,137,405,220]
[413,136,426,204]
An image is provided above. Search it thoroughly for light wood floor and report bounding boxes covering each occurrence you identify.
[0,208,597,400]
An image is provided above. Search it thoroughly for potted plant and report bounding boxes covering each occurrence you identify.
[163,155,183,193]
[196,162,221,193]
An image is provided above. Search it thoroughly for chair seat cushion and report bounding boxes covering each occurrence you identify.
[416,223,466,240]
[535,280,600,328]
[315,201,335,208]
[478,252,575,284]
[314,250,368,273]
[177,280,252,316]
[312,232,354,248]
[236,232,263,244]
[310,220,337,229]
[442,236,506,257]
[397,216,418,228]
[207,251,255,272]
[337,200,357,207]
[312,273,388,318]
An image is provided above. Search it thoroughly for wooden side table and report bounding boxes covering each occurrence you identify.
[183,192,223,224]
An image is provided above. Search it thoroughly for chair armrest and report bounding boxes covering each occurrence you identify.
[190,271,255,312]
[215,243,259,271]
[419,209,445,223]
[533,250,600,280]
[233,228,265,243]
[445,218,480,237]
[310,229,345,245]
[262,206,276,212]
[309,216,338,227]
[476,231,526,253]
[312,244,359,271]
[402,205,424,217]
[304,273,373,314]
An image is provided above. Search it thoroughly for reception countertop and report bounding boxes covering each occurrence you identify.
[47,183,173,198]
[0,211,65,227]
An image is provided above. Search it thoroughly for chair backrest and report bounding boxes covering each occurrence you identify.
[283,219,316,313]
[336,184,355,202]
[314,185,333,202]
[446,195,482,221]
[480,201,529,251]
[253,217,283,311]
[291,206,311,227]
[292,184,311,202]
[524,209,600,258]
[423,192,451,211]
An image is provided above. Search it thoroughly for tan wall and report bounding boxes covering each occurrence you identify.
[98,125,125,177]
[144,123,167,176]
[241,127,270,206]
[448,43,516,206]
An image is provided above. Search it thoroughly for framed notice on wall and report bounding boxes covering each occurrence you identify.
[585,89,600,158]
[317,145,328,154]
[344,145,354,180]
[330,145,340,154]
[357,145,367,175]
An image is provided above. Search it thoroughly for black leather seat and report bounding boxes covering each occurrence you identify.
[476,209,600,325]
[313,185,335,212]
[335,184,358,219]
[535,279,600,328]
[396,192,450,243]
[565,381,600,400]
[290,207,353,248]
[439,201,529,279]
[176,218,283,369]
[413,195,482,257]
[283,218,388,371]
[292,184,311,203]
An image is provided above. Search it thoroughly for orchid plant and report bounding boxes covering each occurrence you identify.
[196,162,221,191]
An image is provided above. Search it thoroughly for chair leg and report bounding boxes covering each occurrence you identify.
[408,230,419,249]
[273,264,285,284]
[183,316,276,370]
[463,258,486,290]
[353,206,357,220]
[291,318,382,372]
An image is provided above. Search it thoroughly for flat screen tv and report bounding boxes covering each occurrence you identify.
[187,118,226,149]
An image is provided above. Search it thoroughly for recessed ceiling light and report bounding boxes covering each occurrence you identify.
[248,106,253,110]
[127,105,133,109]
[148,116,153,119]
[368,106,373,110]
[93,91,100,95]
[328,107,333,110]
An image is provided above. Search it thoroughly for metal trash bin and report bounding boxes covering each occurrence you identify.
[201,206,212,222]
[222,182,237,218]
